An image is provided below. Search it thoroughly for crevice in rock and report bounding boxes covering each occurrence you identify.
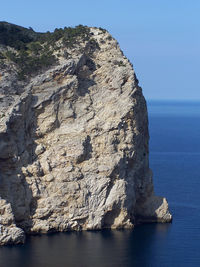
[103,207,121,228]
[77,135,93,163]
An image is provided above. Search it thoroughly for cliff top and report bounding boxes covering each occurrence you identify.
[0,22,107,80]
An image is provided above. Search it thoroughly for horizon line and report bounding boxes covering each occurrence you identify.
[146,98,200,102]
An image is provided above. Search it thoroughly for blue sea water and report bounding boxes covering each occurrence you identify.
[0,101,200,267]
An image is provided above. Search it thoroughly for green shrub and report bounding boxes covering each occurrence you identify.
[118,61,126,67]
[0,22,92,79]
[99,27,107,33]
[0,51,5,59]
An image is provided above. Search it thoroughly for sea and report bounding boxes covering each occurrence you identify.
[0,100,200,267]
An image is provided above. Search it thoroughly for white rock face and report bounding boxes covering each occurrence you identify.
[0,27,172,245]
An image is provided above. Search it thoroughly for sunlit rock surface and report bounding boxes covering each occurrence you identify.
[0,25,171,245]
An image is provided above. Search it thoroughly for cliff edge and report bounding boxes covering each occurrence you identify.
[0,23,172,245]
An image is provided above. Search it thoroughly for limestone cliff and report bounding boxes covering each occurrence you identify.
[0,23,172,245]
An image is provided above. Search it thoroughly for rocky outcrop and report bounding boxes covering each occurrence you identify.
[0,199,25,245]
[0,26,171,245]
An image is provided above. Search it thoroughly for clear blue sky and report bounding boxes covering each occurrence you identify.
[1,0,200,100]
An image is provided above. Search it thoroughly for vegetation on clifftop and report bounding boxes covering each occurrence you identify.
[0,22,91,79]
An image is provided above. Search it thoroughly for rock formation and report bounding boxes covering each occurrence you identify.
[0,23,172,245]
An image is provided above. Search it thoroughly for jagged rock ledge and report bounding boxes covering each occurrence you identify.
[0,23,172,245]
